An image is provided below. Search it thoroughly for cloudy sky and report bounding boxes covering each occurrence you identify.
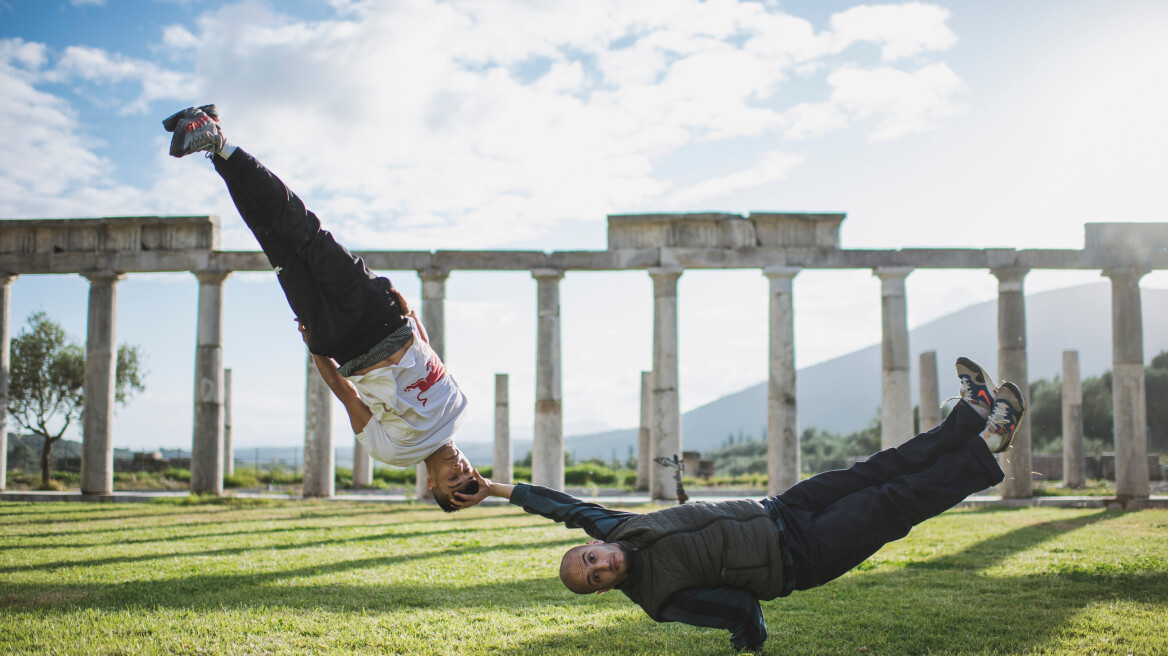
[2,0,1166,454]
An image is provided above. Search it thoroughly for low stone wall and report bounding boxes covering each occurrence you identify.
[1030,453,1163,481]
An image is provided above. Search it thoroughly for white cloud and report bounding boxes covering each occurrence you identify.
[828,62,966,141]
[783,101,849,139]
[671,150,804,205]
[830,3,957,61]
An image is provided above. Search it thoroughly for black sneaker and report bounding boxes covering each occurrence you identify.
[162,105,225,158]
[984,382,1026,453]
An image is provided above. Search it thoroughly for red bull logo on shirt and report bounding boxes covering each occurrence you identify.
[403,353,446,407]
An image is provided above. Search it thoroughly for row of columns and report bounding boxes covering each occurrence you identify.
[0,264,1152,502]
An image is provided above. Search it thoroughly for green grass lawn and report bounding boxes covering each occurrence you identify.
[1,499,1166,655]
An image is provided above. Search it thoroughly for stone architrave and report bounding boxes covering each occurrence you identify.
[992,267,1031,498]
[636,371,652,490]
[416,268,449,501]
[303,350,334,498]
[190,270,229,496]
[1061,351,1085,489]
[353,439,373,488]
[764,266,800,495]
[649,267,682,500]
[532,269,565,490]
[1105,268,1150,499]
[494,373,512,485]
[918,351,940,432]
[223,368,234,476]
[874,267,913,449]
[80,272,125,495]
[0,274,14,492]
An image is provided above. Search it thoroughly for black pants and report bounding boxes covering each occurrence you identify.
[213,149,406,364]
[775,401,1003,590]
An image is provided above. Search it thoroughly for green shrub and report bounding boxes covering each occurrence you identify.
[373,466,415,485]
[224,470,260,489]
[164,468,191,482]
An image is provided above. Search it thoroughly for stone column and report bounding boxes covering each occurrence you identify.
[494,373,512,485]
[636,370,652,490]
[416,268,449,501]
[80,273,125,495]
[765,266,800,495]
[532,269,565,490]
[1061,350,1085,489]
[874,267,913,449]
[918,351,940,432]
[353,439,373,488]
[649,267,682,500]
[0,274,16,492]
[190,271,229,496]
[222,368,234,476]
[303,350,334,498]
[993,267,1031,498]
[1105,268,1150,499]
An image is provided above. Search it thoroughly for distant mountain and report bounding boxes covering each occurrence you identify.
[544,283,1168,461]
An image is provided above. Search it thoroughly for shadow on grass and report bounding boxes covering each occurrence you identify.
[0,521,550,573]
[0,536,583,613]
[4,504,457,539]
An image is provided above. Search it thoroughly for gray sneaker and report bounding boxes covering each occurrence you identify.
[984,382,1026,453]
[955,356,996,417]
[162,105,225,158]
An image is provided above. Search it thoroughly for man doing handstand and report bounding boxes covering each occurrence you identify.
[457,358,1027,651]
[164,105,477,510]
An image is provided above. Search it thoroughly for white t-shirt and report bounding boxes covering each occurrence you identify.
[344,318,468,467]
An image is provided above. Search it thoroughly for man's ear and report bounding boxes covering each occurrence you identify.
[426,474,435,490]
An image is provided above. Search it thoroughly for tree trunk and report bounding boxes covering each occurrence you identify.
[40,435,54,488]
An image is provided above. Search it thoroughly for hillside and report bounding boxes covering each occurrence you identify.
[542,282,1168,461]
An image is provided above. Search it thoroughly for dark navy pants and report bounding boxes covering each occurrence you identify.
[774,401,1003,590]
[213,148,406,364]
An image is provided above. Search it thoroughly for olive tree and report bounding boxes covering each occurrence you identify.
[7,312,145,487]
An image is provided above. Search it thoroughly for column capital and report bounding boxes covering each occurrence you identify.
[192,270,231,285]
[418,267,450,283]
[990,266,1029,286]
[531,268,565,281]
[82,272,127,285]
[763,265,801,280]
[0,273,17,286]
[1101,266,1150,282]
[648,266,683,277]
[872,266,913,281]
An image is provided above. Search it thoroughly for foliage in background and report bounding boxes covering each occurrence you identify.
[1028,351,1168,454]
[6,312,145,488]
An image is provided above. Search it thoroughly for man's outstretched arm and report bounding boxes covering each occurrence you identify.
[455,470,637,540]
[659,588,767,652]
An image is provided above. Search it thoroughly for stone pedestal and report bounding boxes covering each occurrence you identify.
[765,266,800,495]
[649,268,682,500]
[416,269,449,502]
[80,273,125,495]
[918,351,940,432]
[353,439,373,487]
[636,371,652,490]
[875,267,913,449]
[223,368,234,476]
[532,269,565,490]
[1105,268,1150,499]
[190,271,229,496]
[1061,350,1084,488]
[494,373,512,485]
[0,274,13,492]
[993,267,1031,498]
[303,351,334,498]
